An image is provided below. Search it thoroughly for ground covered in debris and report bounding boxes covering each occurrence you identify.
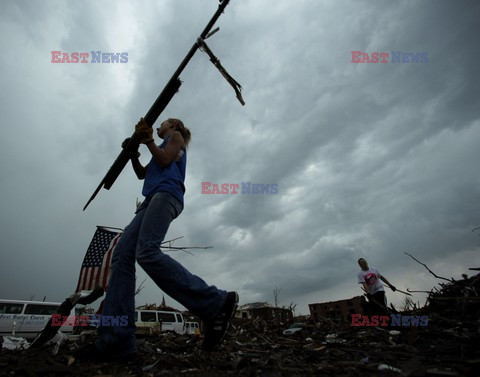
[1,274,479,376]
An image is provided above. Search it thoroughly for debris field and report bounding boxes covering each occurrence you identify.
[1,273,479,376]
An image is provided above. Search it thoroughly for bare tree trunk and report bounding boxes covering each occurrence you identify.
[273,287,281,308]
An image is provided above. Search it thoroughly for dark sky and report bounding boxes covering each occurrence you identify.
[1,0,479,315]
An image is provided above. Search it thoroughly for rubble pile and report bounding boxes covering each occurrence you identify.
[1,274,479,376]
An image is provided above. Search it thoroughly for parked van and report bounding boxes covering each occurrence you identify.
[0,299,74,339]
[184,321,200,335]
[135,310,185,335]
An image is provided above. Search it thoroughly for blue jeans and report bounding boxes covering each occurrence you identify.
[97,191,227,354]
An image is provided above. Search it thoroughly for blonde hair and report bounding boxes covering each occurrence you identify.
[168,118,191,147]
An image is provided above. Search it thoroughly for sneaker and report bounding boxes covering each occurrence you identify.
[202,291,239,351]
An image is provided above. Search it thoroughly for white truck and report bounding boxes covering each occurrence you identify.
[0,299,74,339]
[135,309,186,335]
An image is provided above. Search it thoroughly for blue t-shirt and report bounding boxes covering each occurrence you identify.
[142,138,186,206]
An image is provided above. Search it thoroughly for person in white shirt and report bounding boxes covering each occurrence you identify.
[357,258,396,315]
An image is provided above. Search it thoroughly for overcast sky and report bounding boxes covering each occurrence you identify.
[1,0,479,316]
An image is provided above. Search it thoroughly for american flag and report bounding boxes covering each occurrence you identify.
[75,226,123,292]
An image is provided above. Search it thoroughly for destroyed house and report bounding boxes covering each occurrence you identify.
[309,296,365,322]
[235,302,293,322]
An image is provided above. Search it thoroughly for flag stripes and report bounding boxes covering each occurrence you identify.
[75,227,122,292]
